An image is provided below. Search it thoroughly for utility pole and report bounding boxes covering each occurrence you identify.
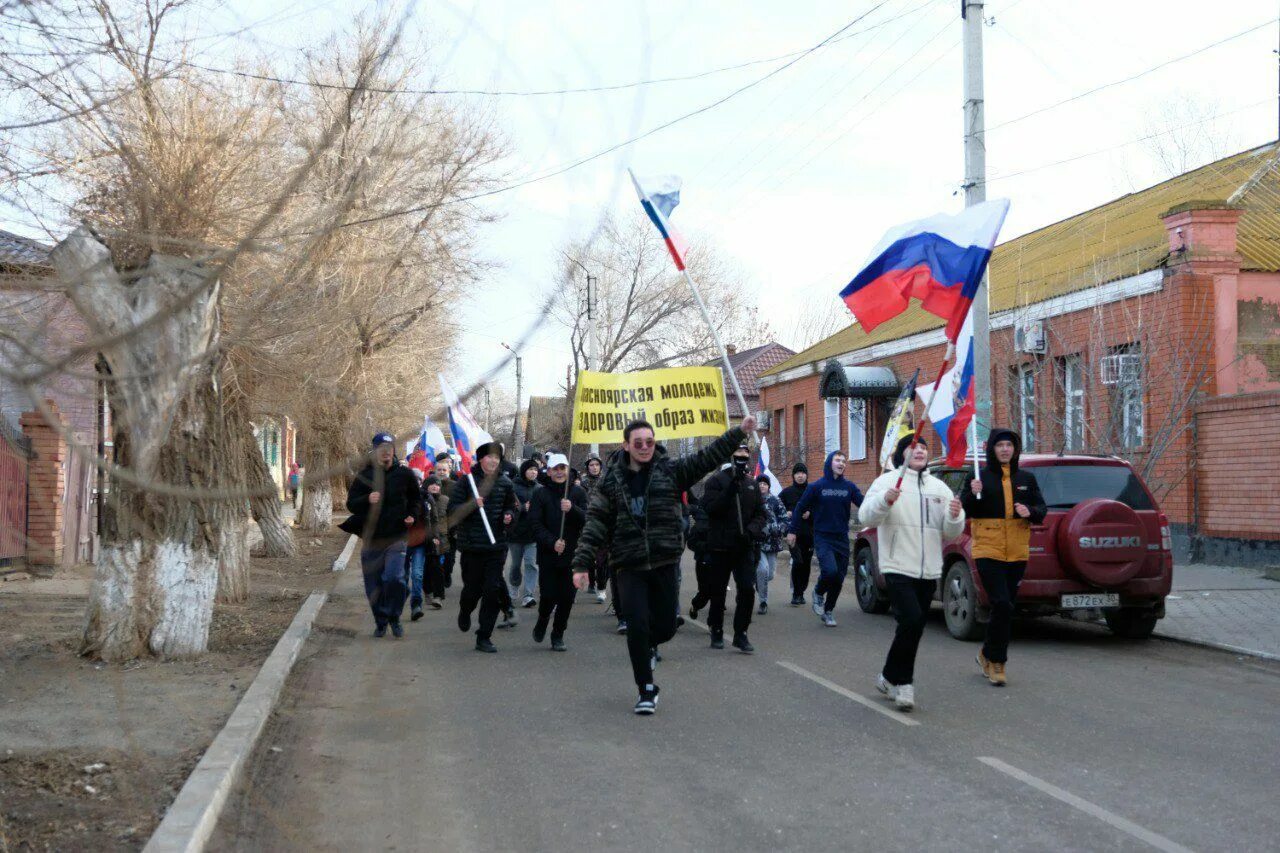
[567,257,601,456]
[501,342,523,456]
[484,387,492,432]
[963,0,992,443]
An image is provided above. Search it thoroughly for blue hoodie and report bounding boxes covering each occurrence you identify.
[788,451,864,545]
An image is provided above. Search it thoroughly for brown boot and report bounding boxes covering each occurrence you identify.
[990,661,1007,687]
[976,650,994,681]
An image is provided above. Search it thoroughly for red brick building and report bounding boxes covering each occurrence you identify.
[759,144,1280,566]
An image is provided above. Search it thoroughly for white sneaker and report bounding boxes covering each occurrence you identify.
[811,592,825,617]
[895,683,915,712]
[875,674,896,699]
[821,611,837,627]
[596,590,607,604]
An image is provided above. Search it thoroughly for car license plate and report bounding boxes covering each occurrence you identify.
[1061,593,1120,609]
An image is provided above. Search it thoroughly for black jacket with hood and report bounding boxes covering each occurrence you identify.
[342,458,422,544]
[778,465,813,542]
[449,466,519,553]
[509,460,541,545]
[701,459,767,552]
[529,480,588,570]
[961,428,1048,563]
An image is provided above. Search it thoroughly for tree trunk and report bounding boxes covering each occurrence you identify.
[216,513,251,603]
[245,419,297,557]
[52,227,228,661]
[299,445,333,532]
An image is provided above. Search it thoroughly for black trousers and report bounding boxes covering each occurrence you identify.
[706,546,755,637]
[536,560,577,637]
[441,547,456,588]
[459,549,505,640]
[882,574,936,686]
[690,551,712,609]
[978,559,1026,664]
[789,537,814,596]
[615,564,678,688]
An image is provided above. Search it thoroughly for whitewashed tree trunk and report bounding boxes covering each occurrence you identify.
[52,227,226,661]
[299,446,333,532]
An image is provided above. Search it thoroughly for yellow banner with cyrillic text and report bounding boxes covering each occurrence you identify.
[571,367,729,444]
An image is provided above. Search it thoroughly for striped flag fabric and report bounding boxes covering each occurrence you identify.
[629,169,689,272]
[753,437,783,496]
[438,375,493,476]
[918,310,976,467]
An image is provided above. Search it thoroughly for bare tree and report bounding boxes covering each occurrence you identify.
[786,291,854,352]
[1142,94,1241,180]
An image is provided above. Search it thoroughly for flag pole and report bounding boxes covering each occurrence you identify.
[680,268,752,439]
[466,471,497,545]
[971,415,981,479]
[559,444,572,541]
[894,342,955,491]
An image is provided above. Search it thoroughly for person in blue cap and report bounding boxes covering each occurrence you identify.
[341,432,422,638]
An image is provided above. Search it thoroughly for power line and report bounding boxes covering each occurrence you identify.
[984,19,1275,134]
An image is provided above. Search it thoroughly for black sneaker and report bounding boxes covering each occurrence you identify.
[532,620,548,643]
[689,600,700,620]
[617,621,628,635]
[429,597,443,610]
[675,615,686,629]
[757,601,768,615]
[790,595,804,607]
[410,607,424,622]
[709,632,724,650]
[374,624,388,638]
[475,637,497,653]
[457,610,471,633]
[391,622,404,639]
[732,633,755,654]
[550,635,566,652]
[522,597,538,609]
[634,684,660,715]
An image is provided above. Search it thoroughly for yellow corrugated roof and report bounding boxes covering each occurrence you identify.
[766,142,1280,377]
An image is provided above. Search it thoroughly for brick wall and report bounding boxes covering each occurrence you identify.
[1194,390,1280,542]
[20,400,67,568]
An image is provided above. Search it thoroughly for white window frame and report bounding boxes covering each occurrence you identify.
[1063,355,1084,451]
[794,404,806,455]
[846,398,867,460]
[824,398,841,454]
[1018,364,1036,452]
[1116,344,1144,449]
[776,408,786,451]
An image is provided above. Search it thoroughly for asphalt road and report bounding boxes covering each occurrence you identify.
[212,553,1280,852]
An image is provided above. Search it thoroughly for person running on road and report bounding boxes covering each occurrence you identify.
[778,463,813,606]
[755,475,789,615]
[786,451,863,627]
[962,427,1046,687]
[573,416,755,715]
[451,441,518,653]
[341,433,422,638]
[696,442,766,654]
[529,453,587,651]
[507,459,541,609]
[859,435,965,711]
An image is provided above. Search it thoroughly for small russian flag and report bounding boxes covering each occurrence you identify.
[438,375,493,476]
[629,169,689,272]
[839,199,1009,343]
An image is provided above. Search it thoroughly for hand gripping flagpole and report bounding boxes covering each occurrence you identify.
[466,471,497,546]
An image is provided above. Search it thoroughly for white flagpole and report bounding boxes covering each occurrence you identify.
[971,415,981,479]
[466,471,497,545]
[680,268,752,437]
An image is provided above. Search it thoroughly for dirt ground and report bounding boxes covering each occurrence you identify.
[0,522,349,852]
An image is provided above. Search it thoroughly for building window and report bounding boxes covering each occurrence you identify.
[1110,343,1144,449]
[1018,364,1036,452]
[1060,355,1084,451]
[793,404,805,455]
[824,398,841,454]
[847,398,867,460]
[774,408,786,451]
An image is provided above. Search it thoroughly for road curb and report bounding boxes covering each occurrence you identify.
[332,534,357,571]
[1152,631,1280,663]
[143,590,328,853]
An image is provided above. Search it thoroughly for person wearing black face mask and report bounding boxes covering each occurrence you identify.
[699,443,767,653]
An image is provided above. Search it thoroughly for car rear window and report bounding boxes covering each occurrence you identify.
[1032,465,1154,511]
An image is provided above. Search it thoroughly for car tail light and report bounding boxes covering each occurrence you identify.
[1160,514,1172,552]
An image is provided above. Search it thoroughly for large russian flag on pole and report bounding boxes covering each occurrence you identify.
[839,199,1009,342]
[753,437,782,496]
[438,375,493,476]
[629,169,688,272]
[920,309,977,467]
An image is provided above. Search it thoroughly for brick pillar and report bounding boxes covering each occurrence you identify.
[20,400,67,568]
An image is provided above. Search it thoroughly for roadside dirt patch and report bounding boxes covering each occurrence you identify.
[0,523,350,852]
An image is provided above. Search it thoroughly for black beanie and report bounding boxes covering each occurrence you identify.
[791,462,808,476]
[755,474,771,486]
[892,434,927,468]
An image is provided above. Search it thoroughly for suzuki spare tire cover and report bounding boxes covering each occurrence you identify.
[1056,498,1147,587]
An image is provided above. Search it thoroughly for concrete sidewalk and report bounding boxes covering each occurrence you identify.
[1158,563,1280,660]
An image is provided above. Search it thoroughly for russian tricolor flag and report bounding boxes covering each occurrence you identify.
[920,309,976,467]
[753,437,782,496]
[629,169,688,272]
[839,199,1009,343]
[438,375,493,476]
[411,415,449,475]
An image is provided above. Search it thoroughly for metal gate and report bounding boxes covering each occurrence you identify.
[0,426,30,562]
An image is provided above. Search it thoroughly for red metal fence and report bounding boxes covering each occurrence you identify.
[0,428,30,562]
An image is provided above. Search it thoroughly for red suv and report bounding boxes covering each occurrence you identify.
[851,455,1173,640]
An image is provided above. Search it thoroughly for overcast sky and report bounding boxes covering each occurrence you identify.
[12,0,1280,405]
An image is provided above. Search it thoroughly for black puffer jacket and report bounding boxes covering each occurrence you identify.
[529,481,588,571]
[342,461,422,544]
[572,427,746,575]
[510,460,541,545]
[449,468,519,552]
[702,463,767,551]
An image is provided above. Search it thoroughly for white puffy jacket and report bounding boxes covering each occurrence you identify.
[857,468,965,580]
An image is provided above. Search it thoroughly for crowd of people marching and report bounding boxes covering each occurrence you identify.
[338,417,1045,716]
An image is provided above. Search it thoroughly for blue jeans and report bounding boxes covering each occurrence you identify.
[814,536,850,613]
[507,542,538,602]
[756,549,777,603]
[361,539,409,627]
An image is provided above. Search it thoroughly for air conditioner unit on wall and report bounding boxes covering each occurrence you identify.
[1100,354,1141,385]
[1014,319,1047,354]
[756,410,771,431]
